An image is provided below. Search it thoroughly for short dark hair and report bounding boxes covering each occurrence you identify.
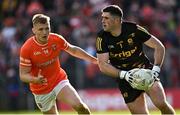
[32,14,50,26]
[102,5,123,18]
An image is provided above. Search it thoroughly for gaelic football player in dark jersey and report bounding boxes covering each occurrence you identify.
[96,5,175,114]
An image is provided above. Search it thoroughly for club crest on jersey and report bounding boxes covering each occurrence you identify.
[127,38,133,45]
[51,44,57,50]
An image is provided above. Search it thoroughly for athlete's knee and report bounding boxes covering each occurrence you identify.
[156,101,175,114]
[73,102,90,114]
[154,100,168,109]
[155,100,173,111]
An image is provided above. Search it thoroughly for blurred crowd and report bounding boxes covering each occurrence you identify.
[0,0,180,111]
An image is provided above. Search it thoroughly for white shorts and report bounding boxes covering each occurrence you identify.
[33,80,70,112]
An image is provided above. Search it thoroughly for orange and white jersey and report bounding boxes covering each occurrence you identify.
[20,33,69,94]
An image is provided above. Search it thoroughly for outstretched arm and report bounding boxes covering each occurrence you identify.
[65,44,97,64]
[97,52,137,84]
[97,53,119,77]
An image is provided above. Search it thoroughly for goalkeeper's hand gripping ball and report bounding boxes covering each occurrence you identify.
[130,69,155,91]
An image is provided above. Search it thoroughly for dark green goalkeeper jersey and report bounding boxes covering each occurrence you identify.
[96,21,152,71]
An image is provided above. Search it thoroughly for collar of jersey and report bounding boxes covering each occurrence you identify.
[33,37,48,46]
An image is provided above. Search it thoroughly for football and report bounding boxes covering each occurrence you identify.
[132,69,154,91]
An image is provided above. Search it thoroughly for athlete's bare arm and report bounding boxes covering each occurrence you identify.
[65,44,97,64]
[144,35,165,67]
[19,66,47,84]
[97,52,120,78]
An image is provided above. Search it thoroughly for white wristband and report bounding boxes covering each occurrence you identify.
[119,71,127,79]
[152,65,160,73]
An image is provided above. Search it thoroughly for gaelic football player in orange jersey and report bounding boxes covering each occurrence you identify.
[19,14,97,115]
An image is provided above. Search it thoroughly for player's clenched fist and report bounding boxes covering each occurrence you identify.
[32,69,47,85]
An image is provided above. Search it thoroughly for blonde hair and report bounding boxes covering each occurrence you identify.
[32,14,50,26]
